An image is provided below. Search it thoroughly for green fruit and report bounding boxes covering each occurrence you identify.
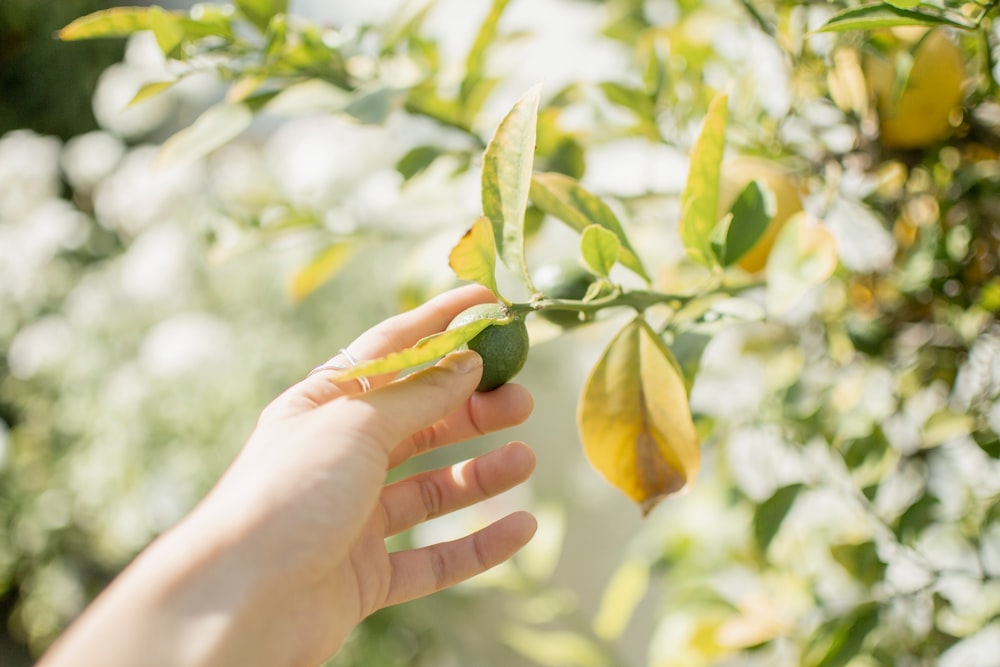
[447,302,530,392]
[533,262,597,328]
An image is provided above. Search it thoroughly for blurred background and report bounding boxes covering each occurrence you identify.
[2,0,999,665]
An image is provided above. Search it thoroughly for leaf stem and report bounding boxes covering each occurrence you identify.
[509,287,692,318]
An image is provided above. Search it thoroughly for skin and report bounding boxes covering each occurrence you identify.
[38,285,537,667]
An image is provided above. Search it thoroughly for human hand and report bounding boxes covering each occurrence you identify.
[39,285,536,667]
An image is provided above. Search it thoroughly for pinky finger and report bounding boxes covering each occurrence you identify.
[382,511,537,608]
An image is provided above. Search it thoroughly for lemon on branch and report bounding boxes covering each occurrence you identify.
[447,303,529,392]
[864,29,965,150]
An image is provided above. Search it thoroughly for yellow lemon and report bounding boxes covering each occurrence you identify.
[864,30,965,150]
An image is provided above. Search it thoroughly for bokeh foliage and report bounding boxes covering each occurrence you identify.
[2,0,1000,665]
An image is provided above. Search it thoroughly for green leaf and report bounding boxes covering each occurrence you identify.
[831,541,886,588]
[461,0,512,103]
[817,4,971,32]
[396,146,444,182]
[753,483,803,553]
[332,318,503,382]
[235,0,289,31]
[680,94,728,268]
[580,225,620,278]
[579,317,700,514]
[530,172,650,282]
[803,603,880,667]
[720,180,774,266]
[287,242,355,302]
[157,103,254,167]
[481,84,542,292]
[448,216,501,298]
[58,7,157,41]
[342,87,405,125]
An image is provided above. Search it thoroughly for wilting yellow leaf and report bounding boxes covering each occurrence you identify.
[578,317,699,514]
[448,216,499,297]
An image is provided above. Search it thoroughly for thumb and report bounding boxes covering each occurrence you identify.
[329,350,484,455]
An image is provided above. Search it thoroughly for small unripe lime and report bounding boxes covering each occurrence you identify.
[533,262,597,328]
[447,303,529,392]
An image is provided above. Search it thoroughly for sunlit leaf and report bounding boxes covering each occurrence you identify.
[482,84,542,292]
[287,242,354,302]
[765,214,839,315]
[157,102,254,167]
[578,317,699,514]
[236,0,289,31]
[530,172,650,282]
[593,558,650,641]
[680,94,728,268]
[580,225,620,278]
[149,6,185,54]
[449,216,500,298]
[226,76,268,103]
[504,625,607,667]
[720,180,774,266]
[127,80,177,108]
[817,4,970,32]
[58,7,156,41]
[332,318,503,381]
[753,483,803,554]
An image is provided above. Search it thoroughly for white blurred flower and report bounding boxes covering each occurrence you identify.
[138,312,234,378]
[585,138,689,197]
[690,326,767,419]
[726,426,807,502]
[7,316,75,380]
[823,195,897,273]
[209,141,278,210]
[119,223,195,303]
[266,115,389,210]
[94,145,206,237]
[0,197,90,301]
[0,130,62,221]
[61,131,126,193]
[93,63,176,139]
[939,622,1000,667]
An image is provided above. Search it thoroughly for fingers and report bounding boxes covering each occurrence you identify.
[381,442,536,536]
[383,511,537,608]
[388,383,533,468]
[265,285,498,418]
[327,350,485,458]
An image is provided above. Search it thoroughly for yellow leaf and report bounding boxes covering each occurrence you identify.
[578,317,700,514]
[448,216,500,298]
[287,242,353,302]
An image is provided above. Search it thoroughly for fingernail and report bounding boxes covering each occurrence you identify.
[441,349,482,374]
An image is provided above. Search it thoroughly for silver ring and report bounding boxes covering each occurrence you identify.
[307,348,372,393]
